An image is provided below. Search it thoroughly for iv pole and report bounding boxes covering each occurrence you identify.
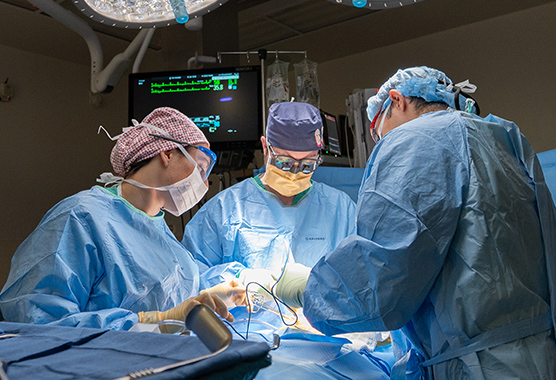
[217,49,307,135]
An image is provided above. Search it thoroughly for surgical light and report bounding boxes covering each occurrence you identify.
[330,0,425,8]
[72,0,228,29]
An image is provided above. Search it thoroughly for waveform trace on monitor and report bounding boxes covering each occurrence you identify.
[146,73,240,94]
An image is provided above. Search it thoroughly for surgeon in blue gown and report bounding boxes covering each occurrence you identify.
[274,67,556,379]
[0,107,243,330]
[182,102,356,291]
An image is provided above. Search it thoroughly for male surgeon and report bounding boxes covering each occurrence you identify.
[182,102,356,293]
[274,67,556,379]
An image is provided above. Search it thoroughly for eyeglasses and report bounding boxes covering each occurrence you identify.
[149,133,216,181]
[268,144,322,174]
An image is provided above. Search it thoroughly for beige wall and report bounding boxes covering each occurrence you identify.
[0,3,203,287]
[1,2,556,288]
[0,42,127,285]
[316,2,556,153]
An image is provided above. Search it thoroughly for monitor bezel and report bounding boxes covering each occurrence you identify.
[320,109,342,156]
[128,65,263,152]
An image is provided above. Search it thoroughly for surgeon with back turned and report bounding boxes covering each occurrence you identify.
[272,67,556,379]
[182,102,356,293]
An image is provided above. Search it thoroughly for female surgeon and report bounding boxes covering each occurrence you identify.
[0,107,245,330]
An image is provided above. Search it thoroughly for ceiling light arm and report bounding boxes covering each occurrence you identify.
[93,28,153,93]
[27,0,154,93]
[28,0,103,91]
[187,52,217,70]
[132,28,156,74]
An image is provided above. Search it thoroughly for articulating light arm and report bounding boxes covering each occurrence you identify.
[27,0,154,93]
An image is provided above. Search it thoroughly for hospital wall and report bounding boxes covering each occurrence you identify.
[0,42,125,284]
[0,2,203,289]
[315,1,556,154]
[1,2,556,289]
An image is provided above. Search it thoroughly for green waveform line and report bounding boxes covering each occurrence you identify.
[151,80,212,88]
[151,87,211,94]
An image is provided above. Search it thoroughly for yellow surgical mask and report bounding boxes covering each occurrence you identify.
[262,163,313,197]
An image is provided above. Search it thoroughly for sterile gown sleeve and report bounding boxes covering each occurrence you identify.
[1,186,199,331]
[303,114,467,335]
[0,210,138,330]
[184,203,246,289]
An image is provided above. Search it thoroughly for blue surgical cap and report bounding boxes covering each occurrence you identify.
[266,102,324,151]
[367,66,478,122]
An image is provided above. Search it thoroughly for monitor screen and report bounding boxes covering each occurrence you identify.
[321,110,342,156]
[129,66,263,151]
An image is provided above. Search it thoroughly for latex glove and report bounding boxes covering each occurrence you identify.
[236,268,276,295]
[273,263,311,308]
[200,279,247,308]
[138,292,233,324]
[237,268,279,312]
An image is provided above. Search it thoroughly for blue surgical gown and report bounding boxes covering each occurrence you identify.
[303,110,556,379]
[0,186,199,330]
[182,177,356,288]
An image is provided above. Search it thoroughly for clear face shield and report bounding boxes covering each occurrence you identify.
[149,133,217,181]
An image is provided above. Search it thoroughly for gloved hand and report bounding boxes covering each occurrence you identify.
[236,268,276,295]
[273,263,311,309]
[200,279,247,308]
[138,292,233,324]
[237,268,279,311]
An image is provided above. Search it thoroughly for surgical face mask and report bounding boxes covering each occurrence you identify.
[370,101,392,144]
[131,137,209,216]
[99,158,208,216]
[262,154,313,197]
[124,165,208,216]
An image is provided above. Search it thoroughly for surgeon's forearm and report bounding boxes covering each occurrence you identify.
[200,261,246,290]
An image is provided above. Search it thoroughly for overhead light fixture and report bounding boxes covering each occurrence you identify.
[72,0,228,29]
[329,0,425,8]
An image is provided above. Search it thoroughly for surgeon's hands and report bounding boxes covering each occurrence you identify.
[237,268,276,294]
[201,279,247,308]
[236,268,279,313]
[138,292,234,324]
[273,263,311,309]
